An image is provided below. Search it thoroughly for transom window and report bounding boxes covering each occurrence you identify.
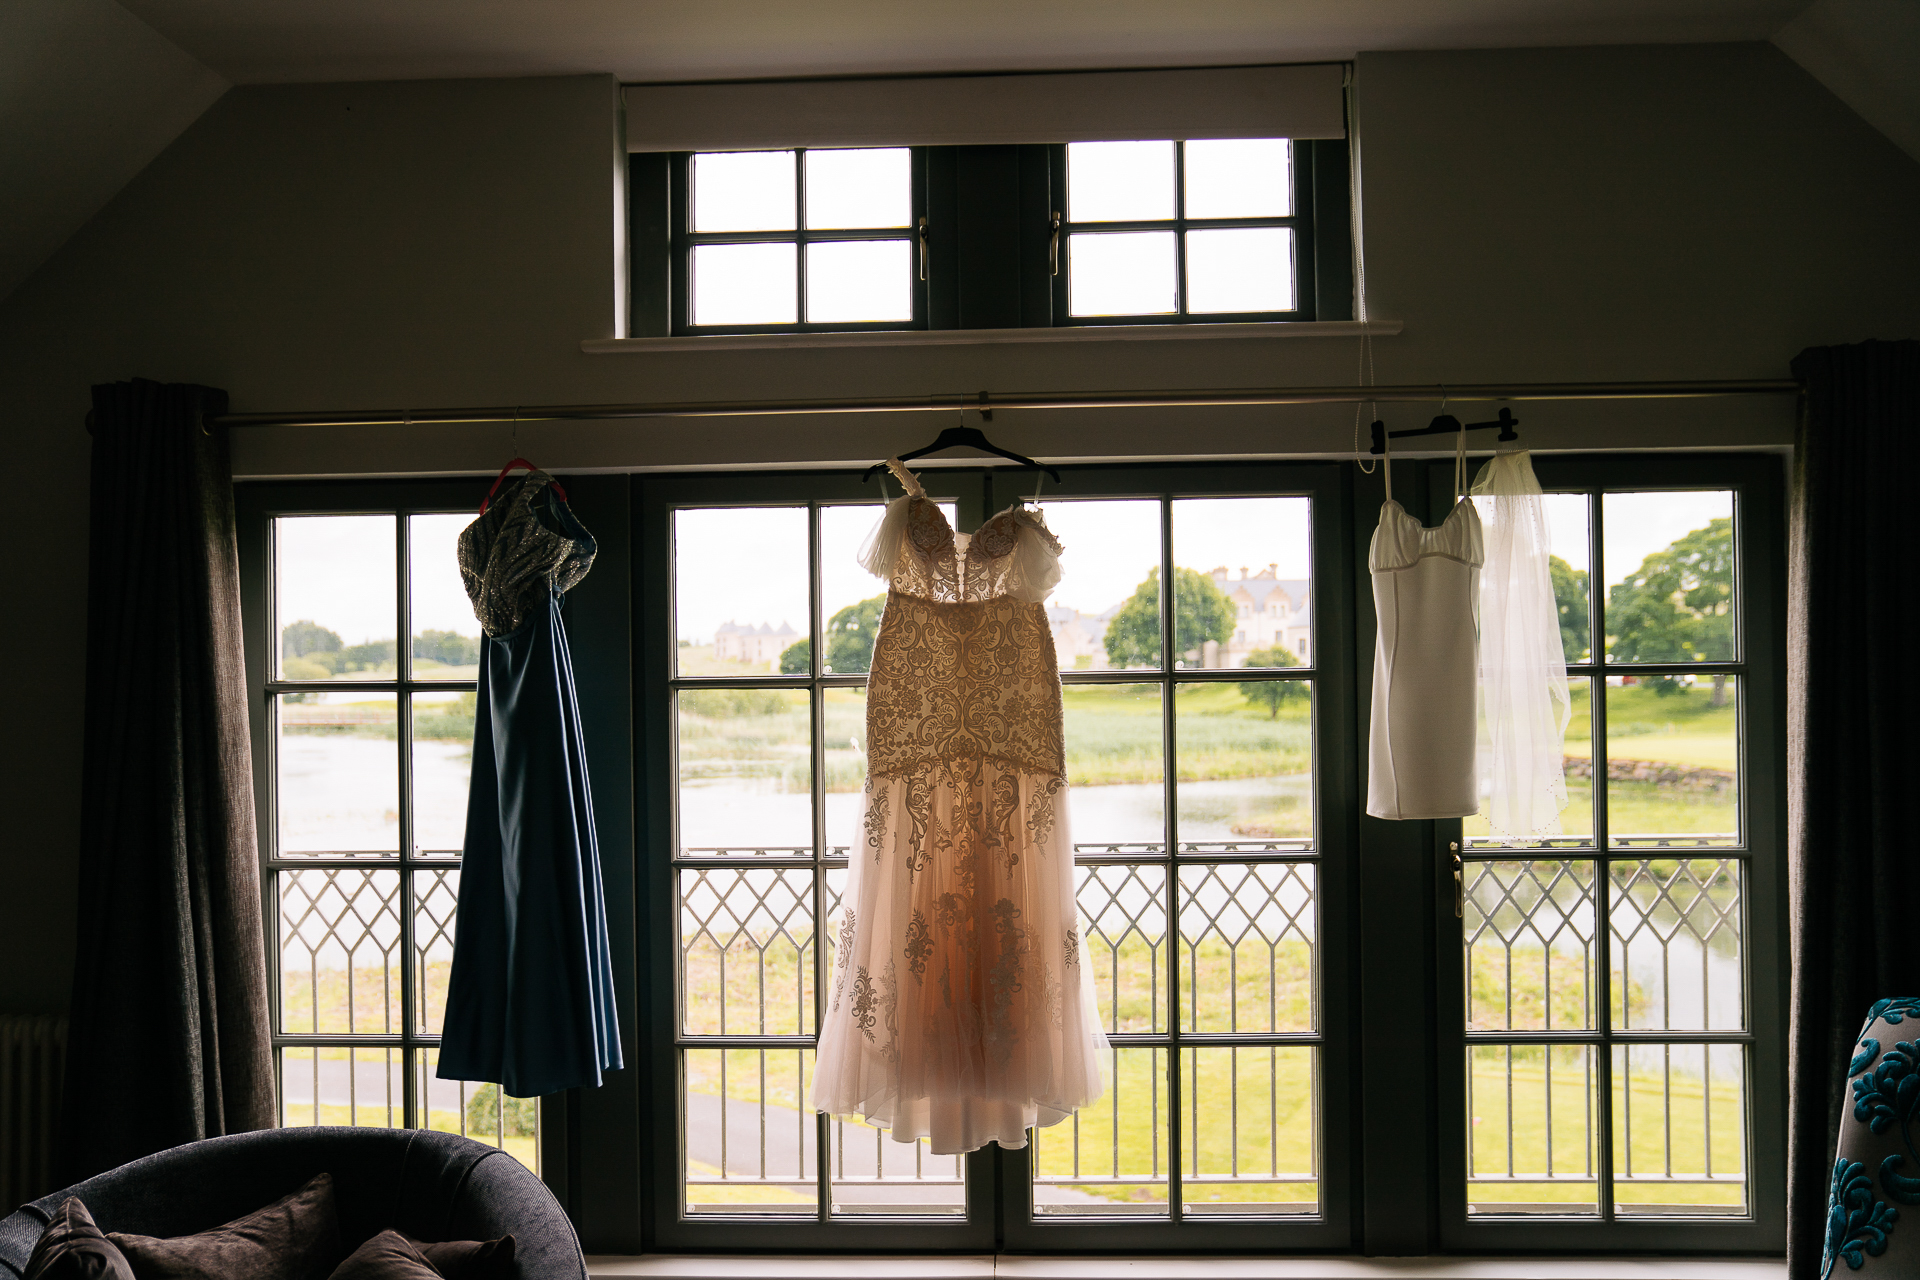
[1059,139,1298,319]
[675,147,923,332]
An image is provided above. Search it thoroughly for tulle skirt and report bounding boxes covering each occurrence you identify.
[811,757,1108,1154]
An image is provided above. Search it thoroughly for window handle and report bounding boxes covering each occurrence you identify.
[1450,841,1464,918]
[917,216,929,282]
[1049,211,1062,277]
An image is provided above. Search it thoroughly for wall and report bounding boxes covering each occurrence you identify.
[1,42,1915,1015]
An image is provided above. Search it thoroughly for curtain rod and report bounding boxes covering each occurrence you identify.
[207,379,1801,429]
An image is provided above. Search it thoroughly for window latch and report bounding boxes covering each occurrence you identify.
[917,216,929,282]
[1049,211,1062,277]
[1450,841,1464,918]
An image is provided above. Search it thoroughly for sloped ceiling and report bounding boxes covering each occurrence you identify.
[4,0,1916,309]
[0,0,226,303]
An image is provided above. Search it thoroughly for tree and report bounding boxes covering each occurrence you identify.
[1607,517,1734,702]
[777,595,888,676]
[282,619,342,659]
[1103,566,1236,668]
[825,595,887,673]
[1239,646,1307,718]
[1549,556,1590,662]
[413,628,479,667]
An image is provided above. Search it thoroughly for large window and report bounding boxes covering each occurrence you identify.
[640,466,1355,1251]
[236,490,541,1171]
[630,138,1349,336]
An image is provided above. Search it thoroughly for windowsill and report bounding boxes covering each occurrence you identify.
[584,1258,1782,1280]
[581,320,1400,354]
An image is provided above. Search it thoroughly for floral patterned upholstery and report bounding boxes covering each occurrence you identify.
[1825,998,1920,1275]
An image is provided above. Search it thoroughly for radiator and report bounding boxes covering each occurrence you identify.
[0,1015,65,1211]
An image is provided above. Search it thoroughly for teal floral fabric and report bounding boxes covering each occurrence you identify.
[1825,998,1920,1275]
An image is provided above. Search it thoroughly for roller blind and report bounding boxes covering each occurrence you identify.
[624,63,1346,152]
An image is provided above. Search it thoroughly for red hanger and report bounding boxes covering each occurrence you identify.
[481,457,567,514]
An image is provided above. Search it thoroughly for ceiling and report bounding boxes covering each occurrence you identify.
[112,0,1812,84]
[4,0,1916,309]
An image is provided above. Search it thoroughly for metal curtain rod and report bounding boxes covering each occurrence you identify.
[208,379,1801,429]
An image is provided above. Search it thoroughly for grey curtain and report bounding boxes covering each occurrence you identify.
[57,380,274,1184]
[1786,339,1920,1277]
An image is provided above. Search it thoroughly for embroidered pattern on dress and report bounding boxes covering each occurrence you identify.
[831,909,857,1012]
[903,910,934,979]
[851,968,878,1042]
[1064,927,1081,969]
[863,781,890,861]
[1026,776,1064,849]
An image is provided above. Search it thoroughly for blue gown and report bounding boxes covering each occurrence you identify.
[437,472,622,1097]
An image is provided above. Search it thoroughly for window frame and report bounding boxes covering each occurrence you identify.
[1429,452,1788,1253]
[1047,140,1316,325]
[664,147,931,337]
[628,139,1353,337]
[639,463,1358,1252]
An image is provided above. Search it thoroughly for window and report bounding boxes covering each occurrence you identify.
[1057,139,1301,320]
[1441,454,1784,1251]
[669,147,925,334]
[641,466,1354,1251]
[629,138,1349,335]
[235,487,542,1171]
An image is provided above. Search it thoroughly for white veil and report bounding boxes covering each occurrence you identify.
[1470,450,1572,845]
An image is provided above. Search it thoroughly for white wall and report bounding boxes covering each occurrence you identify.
[1,42,1915,1010]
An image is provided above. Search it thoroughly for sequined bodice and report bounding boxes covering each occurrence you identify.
[457,472,596,637]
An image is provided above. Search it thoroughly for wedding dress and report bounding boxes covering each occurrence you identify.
[810,460,1108,1154]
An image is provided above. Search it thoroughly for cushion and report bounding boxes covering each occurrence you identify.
[406,1234,515,1280]
[108,1171,345,1280]
[22,1199,134,1280]
[325,1231,439,1280]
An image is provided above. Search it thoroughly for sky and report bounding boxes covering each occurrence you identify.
[1525,489,1734,589]
[276,512,481,648]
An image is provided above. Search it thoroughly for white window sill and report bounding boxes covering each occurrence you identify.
[580,320,1400,355]
[584,1257,1782,1280]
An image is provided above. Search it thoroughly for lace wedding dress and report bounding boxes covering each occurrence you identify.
[810,460,1109,1154]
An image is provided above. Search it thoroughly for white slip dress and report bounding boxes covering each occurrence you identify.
[1367,427,1487,820]
[810,460,1109,1155]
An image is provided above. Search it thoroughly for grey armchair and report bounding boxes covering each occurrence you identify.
[0,1127,585,1280]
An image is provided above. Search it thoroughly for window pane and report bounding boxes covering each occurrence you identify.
[823,687,868,853]
[277,692,398,855]
[693,150,796,232]
[1610,858,1744,1031]
[1185,227,1293,314]
[1032,1045,1169,1215]
[1604,674,1739,847]
[414,867,459,1035]
[1063,684,1163,850]
[1183,138,1291,218]
[411,693,472,856]
[420,1048,538,1169]
[1611,1043,1747,1216]
[1603,491,1735,664]
[1182,1045,1317,1215]
[692,242,798,326]
[1178,862,1315,1033]
[675,507,809,677]
[1465,676,1595,848]
[1068,230,1176,316]
[685,1047,818,1215]
[676,688,813,856]
[1467,1044,1600,1215]
[680,866,815,1036]
[278,1046,403,1130]
[276,515,395,682]
[804,147,911,229]
[1040,499,1161,672]
[820,502,950,676]
[1172,496,1313,670]
[278,867,400,1033]
[1542,493,1593,664]
[829,1117,965,1217]
[1463,860,1597,1032]
[408,513,480,681]
[1174,683,1314,850]
[805,239,912,323]
[1076,862,1167,1034]
[1067,140,1175,222]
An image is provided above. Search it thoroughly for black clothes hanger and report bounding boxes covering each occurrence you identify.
[862,398,1062,485]
[1369,407,1520,456]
